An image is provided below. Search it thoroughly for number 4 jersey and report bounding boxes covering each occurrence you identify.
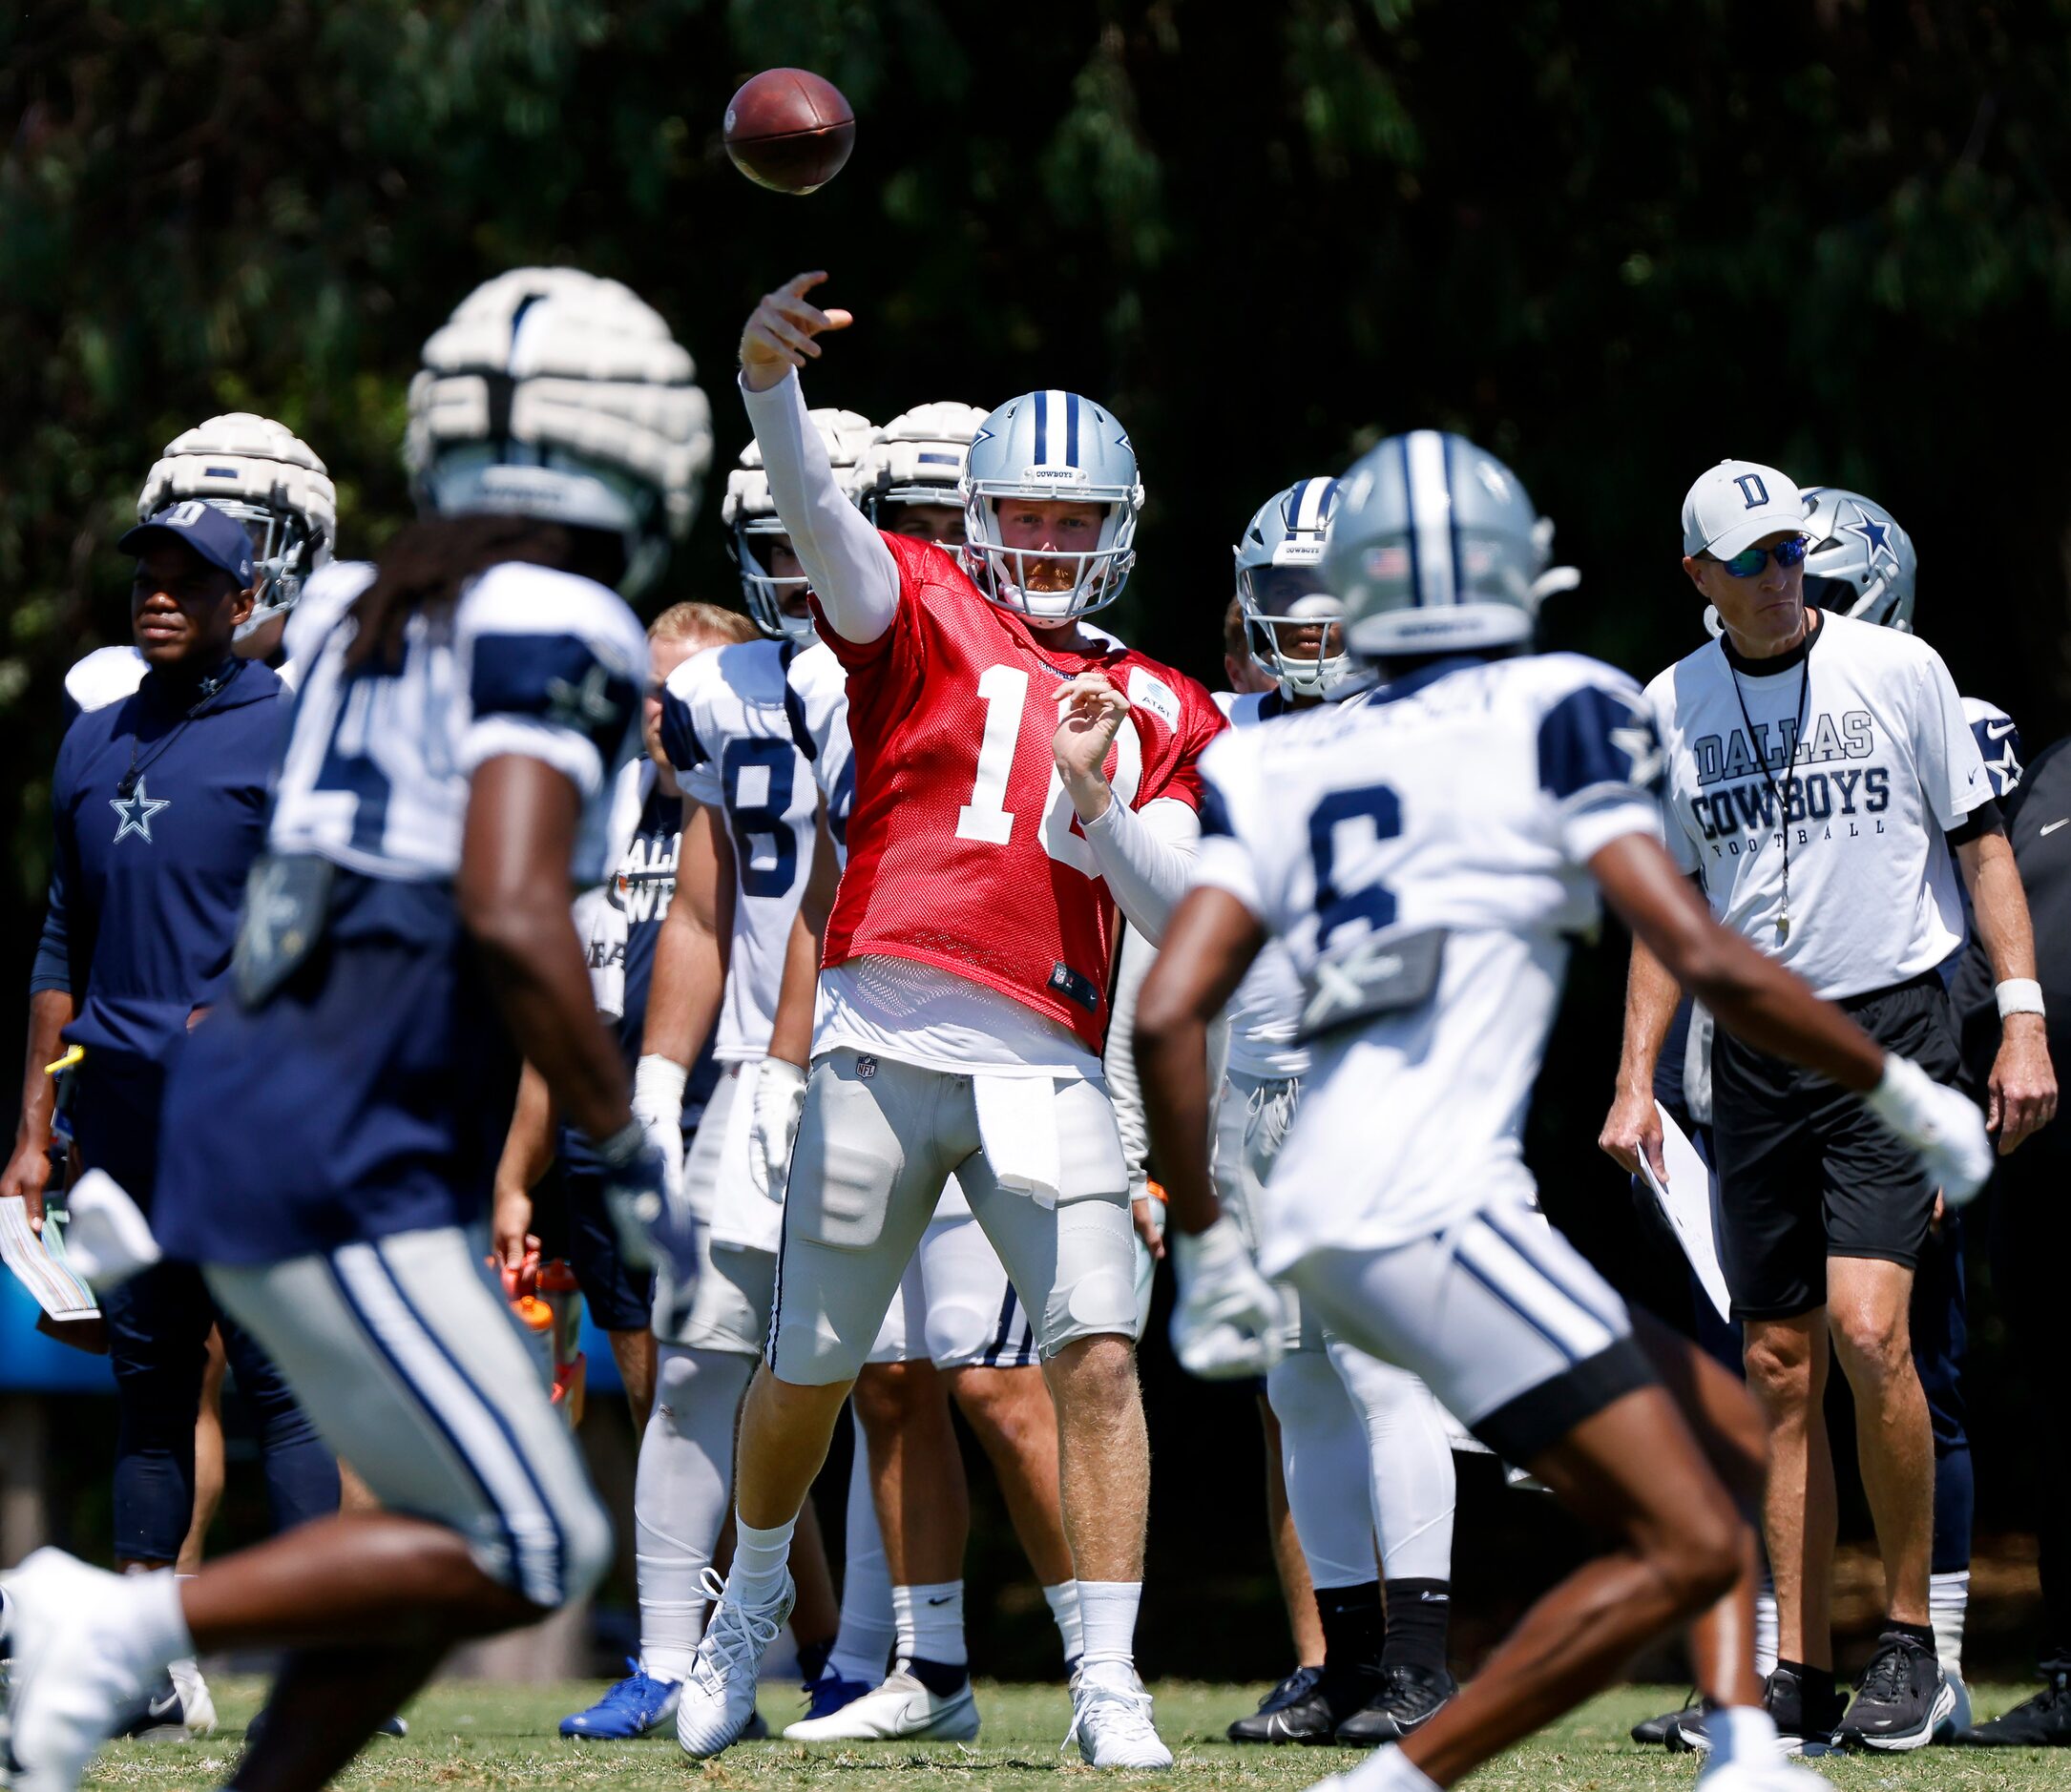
[1193,652,1663,1269]
[658,636,818,1062]
[820,532,1225,1059]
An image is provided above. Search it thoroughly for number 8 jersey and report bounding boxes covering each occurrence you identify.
[1192,652,1664,1263]
[658,636,817,1061]
[822,531,1225,1058]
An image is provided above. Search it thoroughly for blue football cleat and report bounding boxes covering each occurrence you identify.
[559,1659,681,1739]
[799,1665,875,1722]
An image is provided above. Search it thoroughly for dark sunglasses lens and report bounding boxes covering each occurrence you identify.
[1722,547,1766,577]
[1776,537,1809,567]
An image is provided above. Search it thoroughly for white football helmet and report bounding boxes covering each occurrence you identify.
[137,413,336,638]
[863,403,988,532]
[1234,478,1355,698]
[405,267,714,598]
[722,408,878,640]
[961,389,1142,621]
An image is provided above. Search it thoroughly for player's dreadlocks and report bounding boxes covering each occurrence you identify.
[345,514,624,671]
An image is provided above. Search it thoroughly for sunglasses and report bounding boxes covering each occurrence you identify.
[1711,536,1809,578]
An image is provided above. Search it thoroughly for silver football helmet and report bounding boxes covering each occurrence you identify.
[961,389,1142,622]
[137,414,336,638]
[722,408,878,641]
[407,267,714,599]
[1800,487,1916,630]
[1235,478,1354,698]
[1324,430,1573,659]
[864,403,988,534]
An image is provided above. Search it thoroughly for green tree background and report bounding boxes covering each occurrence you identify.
[4,0,2067,1672]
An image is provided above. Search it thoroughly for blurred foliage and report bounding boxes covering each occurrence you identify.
[6,0,2071,1641]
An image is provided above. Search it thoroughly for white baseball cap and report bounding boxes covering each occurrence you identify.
[1682,459,1813,561]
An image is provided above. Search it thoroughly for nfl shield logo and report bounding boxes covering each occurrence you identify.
[856,1054,878,1081]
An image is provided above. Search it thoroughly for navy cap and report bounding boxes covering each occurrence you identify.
[119,500,256,589]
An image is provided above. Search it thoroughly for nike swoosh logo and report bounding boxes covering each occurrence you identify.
[148,1692,181,1719]
[1987,720,2018,739]
[926,1594,953,1606]
[2043,820,2069,836]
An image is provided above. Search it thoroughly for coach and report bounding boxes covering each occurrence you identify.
[1600,459,2055,1751]
[2,502,336,1624]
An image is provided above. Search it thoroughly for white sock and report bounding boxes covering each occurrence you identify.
[731,1514,797,1607]
[128,1569,196,1676]
[1754,1580,1779,1679]
[828,1419,896,1684]
[635,1345,752,1679]
[892,1581,967,1668]
[1347,1742,1440,1792]
[1044,1581,1083,1666]
[1707,1704,1780,1766]
[1930,1570,1970,1676]
[1076,1580,1140,1675]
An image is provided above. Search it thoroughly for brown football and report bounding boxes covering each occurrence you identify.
[723,69,855,196]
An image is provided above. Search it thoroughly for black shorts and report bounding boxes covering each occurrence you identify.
[532,1160,655,1334]
[1712,970,1962,1322]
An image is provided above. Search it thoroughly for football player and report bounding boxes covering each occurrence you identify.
[1,267,710,1792]
[669,273,1224,1770]
[590,420,878,1739]
[63,414,336,721]
[1214,480,1464,1749]
[1136,429,1993,1792]
[768,403,1081,1741]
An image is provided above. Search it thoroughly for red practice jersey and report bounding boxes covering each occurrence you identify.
[819,531,1226,1053]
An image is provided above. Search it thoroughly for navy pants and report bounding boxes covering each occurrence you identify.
[101,1260,339,1566]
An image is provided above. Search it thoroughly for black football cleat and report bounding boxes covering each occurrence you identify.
[1228,1664,1379,1744]
[1835,1632,1953,1751]
[1631,1691,1699,1748]
[1334,1663,1457,1745]
[1955,1664,2071,1746]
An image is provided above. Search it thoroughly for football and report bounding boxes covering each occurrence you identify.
[722,69,855,195]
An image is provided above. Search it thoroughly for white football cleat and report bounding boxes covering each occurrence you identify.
[675,1568,791,1760]
[1065,1663,1172,1769]
[3,1550,157,1792]
[1696,1759,1833,1791]
[783,1666,979,1742]
[166,1659,216,1737]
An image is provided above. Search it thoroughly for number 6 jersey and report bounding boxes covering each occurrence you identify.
[821,531,1225,1060]
[1192,652,1663,1268]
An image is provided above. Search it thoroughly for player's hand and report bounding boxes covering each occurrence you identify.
[1053,670,1130,822]
[631,1053,689,1206]
[749,1056,808,1202]
[492,1185,535,1271]
[1865,1052,1995,1206]
[595,1118,701,1282]
[1,1135,52,1234]
[740,272,854,392]
[1133,1190,1166,1261]
[1170,1215,1285,1380]
[1987,1017,2057,1155]
[1598,1087,1666,1183]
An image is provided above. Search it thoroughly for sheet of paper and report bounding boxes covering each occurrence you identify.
[1640,1102,1733,1323]
[0,1194,100,1322]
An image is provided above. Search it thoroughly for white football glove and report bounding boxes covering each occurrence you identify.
[749,1056,808,1202]
[1169,1214,1287,1380]
[1863,1051,1995,1206]
[631,1053,688,1207]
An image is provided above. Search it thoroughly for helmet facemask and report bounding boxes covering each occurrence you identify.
[729,518,820,642]
[1238,568,1353,698]
[960,490,1138,623]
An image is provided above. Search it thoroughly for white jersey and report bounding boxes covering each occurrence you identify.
[1217,688,1322,1080]
[659,637,817,1062]
[1193,652,1662,1269]
[1648,610,1989,1002]
[785,638,856,864]
[270,559,646,886]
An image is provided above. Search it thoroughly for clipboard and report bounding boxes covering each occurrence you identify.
[1639,1102,1733,1323]
[0,1196,100,1323]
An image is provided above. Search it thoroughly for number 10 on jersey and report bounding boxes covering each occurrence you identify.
[954,663,1142,877]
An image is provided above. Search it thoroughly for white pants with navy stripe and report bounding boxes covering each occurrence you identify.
[207,1226,613,1609]
[1288,1189,1651,1469]
[868,1210,1039,1370]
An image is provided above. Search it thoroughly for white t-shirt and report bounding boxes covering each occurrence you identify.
[1194,651,1662,1266]
[1647,610,1990,1002]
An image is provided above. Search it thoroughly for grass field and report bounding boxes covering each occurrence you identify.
[74,1677,2071,1790]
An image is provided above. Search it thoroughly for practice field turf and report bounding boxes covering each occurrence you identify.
[74,1677,2071,1789]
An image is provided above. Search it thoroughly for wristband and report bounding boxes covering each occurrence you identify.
[590,1116,648,1170]
[633,1053,689,1114]
[1997,978,2047,1019]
